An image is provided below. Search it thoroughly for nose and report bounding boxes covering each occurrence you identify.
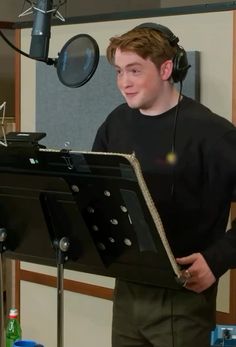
[117,72,132,89]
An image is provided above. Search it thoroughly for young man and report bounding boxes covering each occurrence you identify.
[92,23,236,347]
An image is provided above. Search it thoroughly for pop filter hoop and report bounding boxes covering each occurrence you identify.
[56,33,100,88]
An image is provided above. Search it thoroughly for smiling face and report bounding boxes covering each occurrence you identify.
[114,48,173,115]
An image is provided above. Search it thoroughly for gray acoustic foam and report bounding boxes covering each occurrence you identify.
[36,52,199,150]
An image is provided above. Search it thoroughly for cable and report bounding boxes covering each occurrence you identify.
[170,290,175,347]
[0,29,30,59]
[0,29,55,65]
[170,81,183,198]
[171,81,183,155]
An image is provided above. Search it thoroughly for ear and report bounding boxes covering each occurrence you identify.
[160,60,173,81]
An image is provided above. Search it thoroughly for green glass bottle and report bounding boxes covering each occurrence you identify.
[6,308,22,347]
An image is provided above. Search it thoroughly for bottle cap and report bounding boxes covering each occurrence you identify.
[9,308,18,318]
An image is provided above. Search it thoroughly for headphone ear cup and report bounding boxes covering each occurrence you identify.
[172,48,189,83]
[134,22,190,83]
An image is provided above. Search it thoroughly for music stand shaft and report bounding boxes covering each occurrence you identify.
[57,263,64,347]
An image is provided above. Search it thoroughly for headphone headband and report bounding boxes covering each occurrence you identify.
[134,22,179,46]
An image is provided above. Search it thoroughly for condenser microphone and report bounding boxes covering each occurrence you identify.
[29,0,53,61]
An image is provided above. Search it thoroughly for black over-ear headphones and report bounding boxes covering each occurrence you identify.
[134,23,190,83]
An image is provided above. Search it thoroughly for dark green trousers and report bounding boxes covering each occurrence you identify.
[112,279,217,347]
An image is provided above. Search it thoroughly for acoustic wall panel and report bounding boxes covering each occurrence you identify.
[36,52,199,150]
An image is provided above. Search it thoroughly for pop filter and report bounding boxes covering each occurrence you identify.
[56,34,100,88]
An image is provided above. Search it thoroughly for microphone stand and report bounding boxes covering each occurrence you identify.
[0,228,7,347]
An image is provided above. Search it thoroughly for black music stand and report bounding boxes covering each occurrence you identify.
[0,134,186,347]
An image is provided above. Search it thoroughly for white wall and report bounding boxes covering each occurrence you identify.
[20,262,115,347]
[20,10,233,347]
[20,279,113,347]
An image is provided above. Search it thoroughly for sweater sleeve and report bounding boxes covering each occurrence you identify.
[202,228,236,278]
[201,129,236,278]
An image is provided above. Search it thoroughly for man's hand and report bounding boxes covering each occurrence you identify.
[176,253,216,293]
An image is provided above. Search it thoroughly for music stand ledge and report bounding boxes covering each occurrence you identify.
[0,137,185,347]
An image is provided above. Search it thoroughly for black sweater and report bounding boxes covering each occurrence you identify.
[92,96,236,279]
